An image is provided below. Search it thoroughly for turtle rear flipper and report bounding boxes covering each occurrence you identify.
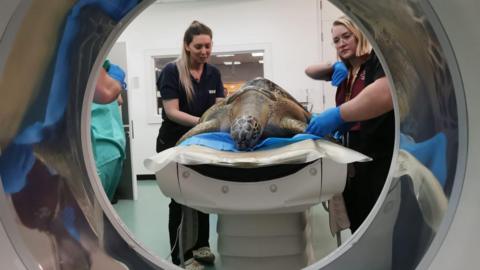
[176,119,221,145]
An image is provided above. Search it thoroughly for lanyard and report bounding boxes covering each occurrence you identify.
[345,66,361,101]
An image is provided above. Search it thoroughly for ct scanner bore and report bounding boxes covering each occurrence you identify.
[0,0,479,269]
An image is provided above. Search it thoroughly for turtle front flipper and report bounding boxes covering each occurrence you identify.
[278,118,308,134]
[176,119,221,145]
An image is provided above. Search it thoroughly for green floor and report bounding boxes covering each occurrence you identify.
[114,180,348,269]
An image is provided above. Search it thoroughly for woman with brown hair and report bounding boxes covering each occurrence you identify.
[156,20,224,269]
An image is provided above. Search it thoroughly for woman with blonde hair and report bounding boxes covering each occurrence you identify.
[156,20,224,269]
[305,16,394,233]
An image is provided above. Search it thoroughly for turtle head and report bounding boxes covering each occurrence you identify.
[230,115,263,150]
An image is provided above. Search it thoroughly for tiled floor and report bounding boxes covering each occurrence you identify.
[114,180,349,269]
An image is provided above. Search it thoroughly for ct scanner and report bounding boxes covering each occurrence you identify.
[0,0,479,269]
[143,138,372,269]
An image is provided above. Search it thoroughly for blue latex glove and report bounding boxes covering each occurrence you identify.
[108,64,127,90]
[306,107,345,137]
[332,122,354,141]
[331,61,348,87]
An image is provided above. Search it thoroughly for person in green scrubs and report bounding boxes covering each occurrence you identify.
[91,60,127,202]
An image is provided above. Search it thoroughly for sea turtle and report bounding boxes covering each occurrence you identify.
[177,77,312,150]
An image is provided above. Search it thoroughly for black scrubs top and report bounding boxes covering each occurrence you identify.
[155,62,224,152]
[336,52,395,159]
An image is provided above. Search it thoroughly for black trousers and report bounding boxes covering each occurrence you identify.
[157,124,211,264]
[343,157,391,232]
[342,131,393,233]
[169,199,210,265]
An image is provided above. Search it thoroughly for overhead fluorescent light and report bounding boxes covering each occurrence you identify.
[234,61,241,65]
[216,54,235,58]
[258,60,264,64]
[224,61,233,65]
[251,52,264,57]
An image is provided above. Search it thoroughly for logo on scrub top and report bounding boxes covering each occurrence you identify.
[208,89,216,94]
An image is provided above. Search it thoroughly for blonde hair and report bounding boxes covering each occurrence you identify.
[332,16,372,58]
[176,20,212,105]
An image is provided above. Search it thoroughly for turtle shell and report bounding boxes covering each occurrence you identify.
[178,77,312,150]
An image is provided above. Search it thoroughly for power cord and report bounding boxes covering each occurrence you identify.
[165,210,185,266]
[179,208,185,267]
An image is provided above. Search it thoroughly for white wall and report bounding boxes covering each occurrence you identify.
[320,0,344,111]
[118,0,343,176]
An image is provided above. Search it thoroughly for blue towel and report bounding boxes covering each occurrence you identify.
[179,132,321,152]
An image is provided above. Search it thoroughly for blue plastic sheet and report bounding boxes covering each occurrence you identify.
[1,0,138,194]
[0,144,35,194]
[15,0,138,145]
[61,206,81,241]
[400,133,447,186]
